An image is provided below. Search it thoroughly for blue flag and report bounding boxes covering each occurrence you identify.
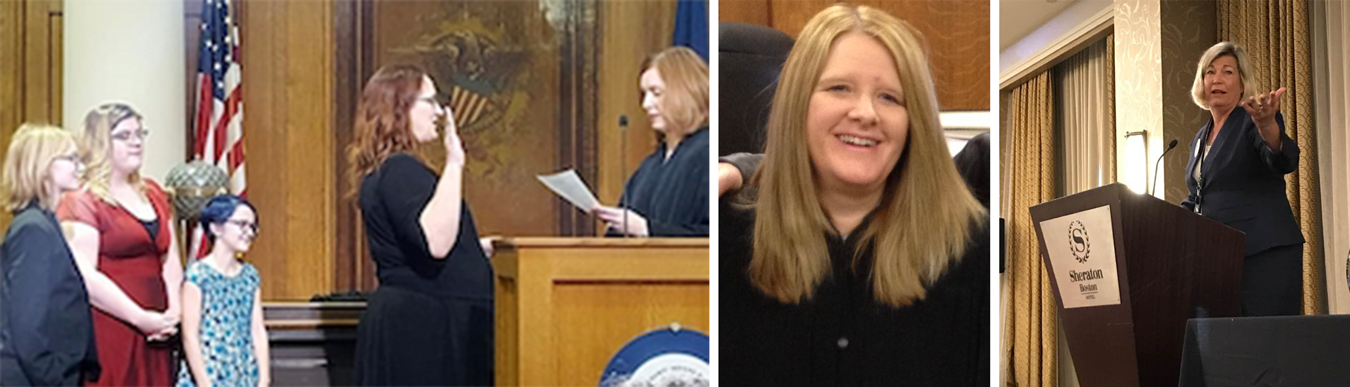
[672,0,709,61]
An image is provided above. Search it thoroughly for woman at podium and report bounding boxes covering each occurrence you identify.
[591,46,709,237]
[718,5,989,385]
[1182,42,1304,316]
[347,64,493,385]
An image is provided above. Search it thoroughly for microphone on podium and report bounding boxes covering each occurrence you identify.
[1149,139,1179,197]
[619,115,630,238]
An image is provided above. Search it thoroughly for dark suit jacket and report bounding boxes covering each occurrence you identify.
[1182,108,1304,255]
[0,203,100,386]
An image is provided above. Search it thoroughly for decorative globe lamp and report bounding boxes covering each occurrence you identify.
[165,159,230,222]
[165,159,229,260]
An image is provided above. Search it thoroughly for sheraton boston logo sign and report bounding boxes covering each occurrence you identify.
[1069,220,1090,263]
[1040,205,1121,309]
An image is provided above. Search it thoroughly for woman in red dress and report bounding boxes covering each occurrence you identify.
[59,103,183,386]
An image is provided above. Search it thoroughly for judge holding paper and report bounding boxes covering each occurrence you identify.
[591,46,710,237]
[1182,42,1304,316]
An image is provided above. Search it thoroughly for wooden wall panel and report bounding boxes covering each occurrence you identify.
[0,0,63,232]
[719,0,772,26]
[239,0,336,300]
[184,0,201,145]
[22,0,55,123]
[48,9,60,124]
[597,0,680,224]
[1,1,22,143]
[718,0,991,111]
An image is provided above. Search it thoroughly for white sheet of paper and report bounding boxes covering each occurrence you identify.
[537,169,600,214]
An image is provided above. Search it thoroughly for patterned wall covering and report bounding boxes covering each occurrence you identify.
[1112,0,1162,193]
[1160,1,1217,204]
[1112,0,1216,203]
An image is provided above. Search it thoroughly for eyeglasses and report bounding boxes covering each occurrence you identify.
[111,129,151,142]
[416,96,445,112]
[52,153,82,164]
[225,219,259,235]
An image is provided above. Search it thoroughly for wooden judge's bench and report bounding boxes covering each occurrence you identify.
[263,237,710,386]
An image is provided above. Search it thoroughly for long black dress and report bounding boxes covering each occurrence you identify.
[355,153,494,386]
[719,198,990,386]
[611,127,709,237]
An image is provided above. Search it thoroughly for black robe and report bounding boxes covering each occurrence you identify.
[614,127,710,237]
[718,202,990,386]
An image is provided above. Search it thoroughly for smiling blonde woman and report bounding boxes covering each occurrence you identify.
[719,4,988,386]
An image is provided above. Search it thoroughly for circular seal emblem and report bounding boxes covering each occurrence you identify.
[600,327,709,387]
[1069,220,1091,264]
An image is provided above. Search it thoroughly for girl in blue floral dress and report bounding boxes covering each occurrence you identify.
[177,196,270,387]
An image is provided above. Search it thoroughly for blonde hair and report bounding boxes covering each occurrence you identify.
[0,124,79,212]
[745,4,985,307]
[81,102,146,201]
[640,46,710,135]
[1191,41,1259,110]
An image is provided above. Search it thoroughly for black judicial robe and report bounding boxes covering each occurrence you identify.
[613,127,710,237]
[718,200,990,386]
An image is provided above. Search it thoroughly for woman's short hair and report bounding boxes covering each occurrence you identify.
[744,4,985,307]
[81,102,146,201]
[0,124,79,212]
[345,64,430,197]
[199,195,257,242]
[639,46,710,134]
[1191,41,1259,110]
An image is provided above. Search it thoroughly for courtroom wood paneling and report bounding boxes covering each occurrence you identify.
[493,238,709,386]
[23,0,56,123]
[0,1,21,157]
[717,0,991,111]
[555,283,710,384]
[184,0,201,154]
[0,0,63,233]
[239,0,336,300]
[597,0,680,224]
[48,8,60,126]
[287,0,336,303]
[718,0,773,26]
[332,0,373,294]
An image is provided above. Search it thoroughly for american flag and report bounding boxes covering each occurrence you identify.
[190,0,245,259]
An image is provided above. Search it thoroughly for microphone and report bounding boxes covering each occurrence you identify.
[1149,139,1179,197]
[618,115,630,238]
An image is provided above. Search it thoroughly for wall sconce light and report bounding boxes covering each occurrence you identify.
[1123,130,1148,194]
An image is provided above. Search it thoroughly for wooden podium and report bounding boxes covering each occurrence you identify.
[492,237,709,386]
[1029,184,1244,387]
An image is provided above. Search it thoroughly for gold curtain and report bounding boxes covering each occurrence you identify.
[1106,33,1116,184]
[1218,0,1324,315]
[1000,71,1058,387]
